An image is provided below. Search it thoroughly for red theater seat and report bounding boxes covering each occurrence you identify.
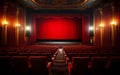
[89,56,108,75]
[11,56,30,75]
[30,56,49,75]
[41,53,52,62]
[70,57,89,75]
[67,53,79,62]
[0,56,12,75]
[107,56,120,75]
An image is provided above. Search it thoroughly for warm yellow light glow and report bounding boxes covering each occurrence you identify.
[99,23,104,28]
[15,23,20,27]
[2,21,8,26]
[110,21,117,26]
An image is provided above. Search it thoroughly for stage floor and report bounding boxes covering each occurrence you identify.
[35,42,82,45]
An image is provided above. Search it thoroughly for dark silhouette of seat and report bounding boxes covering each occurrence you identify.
[70,57,89,75]
[89,56,108,75]
[0,56,12,75]
[41,53,52,62]
[11,56,30,75]
[67,53,79,62]
[107,56,120,75]
[30,56,49,75]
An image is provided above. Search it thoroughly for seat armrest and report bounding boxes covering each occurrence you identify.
[51,57,55,61]
[47,62,52,72]
[68,62,73,73]
[66,57,69,62]
[47,62,51,68]
[88,61,92,69]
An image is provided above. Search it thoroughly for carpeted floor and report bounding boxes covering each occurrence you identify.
[50,48,69,75]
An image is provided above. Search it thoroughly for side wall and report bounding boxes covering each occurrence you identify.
[0,2,26,47]
[94,0,120,47]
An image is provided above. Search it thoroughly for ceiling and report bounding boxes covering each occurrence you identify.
[17,0,105,10]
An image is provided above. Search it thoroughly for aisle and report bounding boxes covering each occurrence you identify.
[50,48,69,75]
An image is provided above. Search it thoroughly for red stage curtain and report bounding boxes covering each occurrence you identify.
[36,17,82,41]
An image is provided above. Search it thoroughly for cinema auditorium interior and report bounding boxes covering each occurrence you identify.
[0,0,120,75]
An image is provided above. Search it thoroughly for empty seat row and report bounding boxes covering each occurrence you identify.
[0,52,53,62]
[69,56,120,75]
[67,52,119,62]
[0,56,51,75]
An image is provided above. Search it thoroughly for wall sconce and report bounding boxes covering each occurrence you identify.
[26,26,31,37]
[99,23,104,28]
[15,23,20,46]
[89,26,94,36]
[89,26,94,45]
[110,3,116,46]
[99,8,104,46]
[110,21,117,46]
[110,21,117,26]
[2,21,8,26]
[15,7,20,46]
[89,26,94,31]
[99,23,104,46]
[2,4,8,45]
[15,23,20,27]
[26,26,31,31]
[2,20,8,46]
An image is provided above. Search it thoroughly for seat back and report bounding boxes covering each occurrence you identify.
[108,56,120,74]
[41,53,52,62]
[12,56,29,75]
[91,57,108,69]
[68,53,79,62]
[90,56,108,75]
[72,57,89,69]
[0,56,12,75]
[109,56,120,68]
[71,57,89,75]
[30,56,48,75]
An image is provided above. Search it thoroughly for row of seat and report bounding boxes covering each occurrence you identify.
[66,52,120,62]
[0,45,58,55]
[68,56,120,75]
[0,53,54,62]
[0,46,120,75]
[64,45,119,55]
[0,46,58,62]
[0,55,53,75]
